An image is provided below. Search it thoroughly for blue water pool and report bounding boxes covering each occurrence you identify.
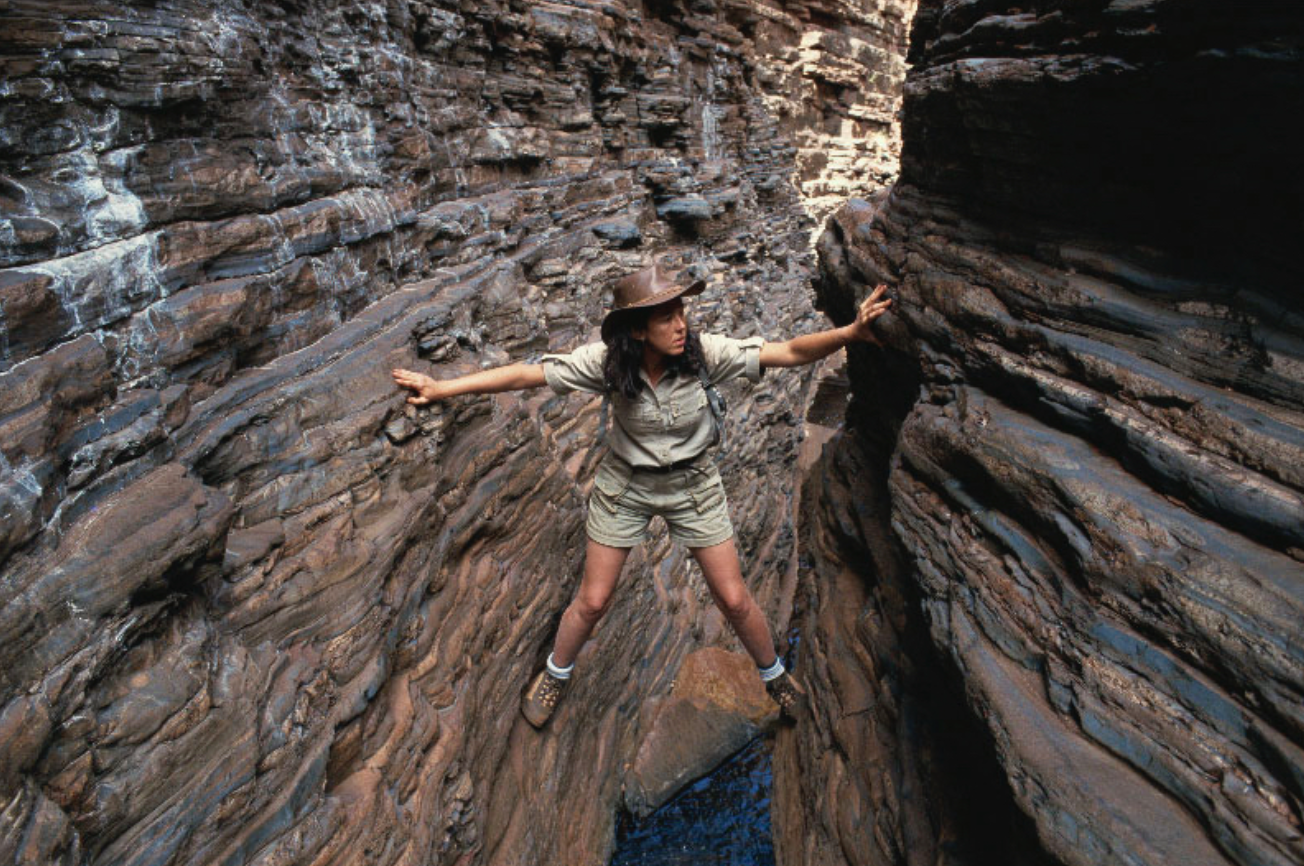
[610,735,775,866]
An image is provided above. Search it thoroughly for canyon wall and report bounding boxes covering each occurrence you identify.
[780,2,1303,865]
[0,1,914,865]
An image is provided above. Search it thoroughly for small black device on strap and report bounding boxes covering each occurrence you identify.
[696,366,727,450]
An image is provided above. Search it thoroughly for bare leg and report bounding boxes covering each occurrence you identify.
[691,538,779,668]
[550,539,632,667]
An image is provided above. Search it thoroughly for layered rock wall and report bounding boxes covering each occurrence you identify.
[791,2,1304,865]
[749,0,915,216]
[0,1,914,864]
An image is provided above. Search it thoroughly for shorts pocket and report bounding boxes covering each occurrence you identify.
[686,468,726,514]
[593,459,633,500]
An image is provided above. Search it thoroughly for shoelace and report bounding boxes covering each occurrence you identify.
[538,675,564,707]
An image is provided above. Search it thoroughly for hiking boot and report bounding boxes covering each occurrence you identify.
[765,671,808,722]
[521,669,569,728]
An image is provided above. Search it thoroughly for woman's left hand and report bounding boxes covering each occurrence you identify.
[848,284,893,345]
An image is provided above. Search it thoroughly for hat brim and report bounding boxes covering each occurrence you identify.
[601,279,705,343]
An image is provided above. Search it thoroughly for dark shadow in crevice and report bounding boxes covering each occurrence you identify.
[797,218,1059,862]
[835,408,1059,866]
[611,735,775,866]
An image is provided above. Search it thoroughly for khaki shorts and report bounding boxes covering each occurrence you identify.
[586,456,734,549]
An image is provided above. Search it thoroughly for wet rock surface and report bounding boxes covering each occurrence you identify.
[789,2,1304,865]
[0,1,915,865]
[615,734,776,866]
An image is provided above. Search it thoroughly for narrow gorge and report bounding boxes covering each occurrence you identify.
[1,2,1300,866]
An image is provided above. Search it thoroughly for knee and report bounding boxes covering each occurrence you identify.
[571,591,612,626]
[715,590,753,625]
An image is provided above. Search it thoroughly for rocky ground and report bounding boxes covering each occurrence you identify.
[0,0,914,865]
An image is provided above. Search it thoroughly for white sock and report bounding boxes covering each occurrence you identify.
[758,658,786,683]
[546,653,574,680]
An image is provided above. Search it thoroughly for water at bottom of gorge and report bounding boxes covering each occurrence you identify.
[610,736,775,866]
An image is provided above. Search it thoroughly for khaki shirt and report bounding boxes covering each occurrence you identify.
[542,333,765,468]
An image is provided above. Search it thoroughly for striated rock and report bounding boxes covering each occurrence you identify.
[0,0,914,864]
[777,423,1056,866]
[794,3,1304,866]
[744,0,917,218]
[656,194,716,223]
[591,219,643,248]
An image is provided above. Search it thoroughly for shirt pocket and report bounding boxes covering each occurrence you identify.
[618,395,663,437]
[669,388,708,436]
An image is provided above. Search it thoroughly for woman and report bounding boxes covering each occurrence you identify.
[392,263,891,728]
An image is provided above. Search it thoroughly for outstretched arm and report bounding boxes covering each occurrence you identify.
[391,363,547,405]
[759,284,892,369]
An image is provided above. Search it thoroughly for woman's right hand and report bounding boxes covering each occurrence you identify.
[391,368,447,405]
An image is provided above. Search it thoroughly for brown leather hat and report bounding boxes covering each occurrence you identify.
[601,264,705,343]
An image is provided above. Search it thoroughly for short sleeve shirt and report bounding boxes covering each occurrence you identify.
[542,333,764,467]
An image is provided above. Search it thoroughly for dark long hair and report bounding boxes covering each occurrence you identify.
[603,308,705,400]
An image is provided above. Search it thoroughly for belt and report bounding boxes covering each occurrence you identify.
[629,455,706,474]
